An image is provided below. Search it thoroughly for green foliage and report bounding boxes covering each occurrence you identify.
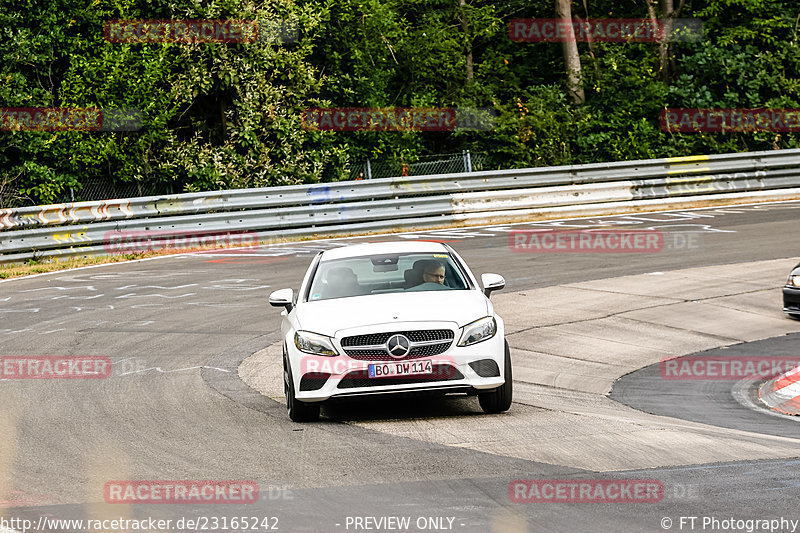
[1,0,799,206]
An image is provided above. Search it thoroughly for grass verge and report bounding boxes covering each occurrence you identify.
[0,252,164,279]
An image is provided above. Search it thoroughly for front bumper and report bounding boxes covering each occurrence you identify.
[783,286,800,315]
[288,321,506,402]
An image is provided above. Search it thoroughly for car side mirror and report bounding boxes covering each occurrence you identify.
[269,288,294,312]
[481,273,505,298]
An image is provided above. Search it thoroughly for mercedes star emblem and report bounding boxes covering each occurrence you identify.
[385,334,411,358]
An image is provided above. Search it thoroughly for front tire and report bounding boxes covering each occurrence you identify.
[284,350,320,422]
[478,340,513,414]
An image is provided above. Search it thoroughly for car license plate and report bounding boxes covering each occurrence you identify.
[368,360,433,378]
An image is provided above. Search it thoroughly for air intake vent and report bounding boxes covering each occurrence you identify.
[469,359,500,377]
[299,372,330,391]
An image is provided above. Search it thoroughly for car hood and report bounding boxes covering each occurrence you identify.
[295,290,489,336]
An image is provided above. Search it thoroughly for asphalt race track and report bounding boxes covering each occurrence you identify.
[612,333,800,440]
[2,201,800,533]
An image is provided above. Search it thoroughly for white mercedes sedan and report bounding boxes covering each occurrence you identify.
[268,241,512,422]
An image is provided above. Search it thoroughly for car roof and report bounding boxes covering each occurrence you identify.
[320,241,450,261]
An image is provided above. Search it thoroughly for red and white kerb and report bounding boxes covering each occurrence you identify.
[759,365,800,415]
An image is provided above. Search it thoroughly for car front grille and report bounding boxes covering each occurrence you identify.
[341,329,454,360]
[341,329,454,346]
[336,364,464,389]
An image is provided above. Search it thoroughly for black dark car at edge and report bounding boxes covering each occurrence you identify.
[783,262,800,318]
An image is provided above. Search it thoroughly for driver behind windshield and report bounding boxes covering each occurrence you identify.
[420,260,446,285]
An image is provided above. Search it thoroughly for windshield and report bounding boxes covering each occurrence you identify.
[307,252,470,301]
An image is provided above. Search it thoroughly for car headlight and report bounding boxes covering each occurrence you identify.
[458,317,497,346]
[294,331,338,356]
[788,275,800,288]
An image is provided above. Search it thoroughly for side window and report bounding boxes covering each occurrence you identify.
[443,263,465,289]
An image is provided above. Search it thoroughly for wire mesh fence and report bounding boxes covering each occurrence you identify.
[0,151,486,208]
[348,150,485,180]
[62,178,174,203]
[0,179,174,208]
[0,183,30,209]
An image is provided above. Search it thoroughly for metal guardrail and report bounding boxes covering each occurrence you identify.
[1,149,799,264]
[5,148,799,232]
